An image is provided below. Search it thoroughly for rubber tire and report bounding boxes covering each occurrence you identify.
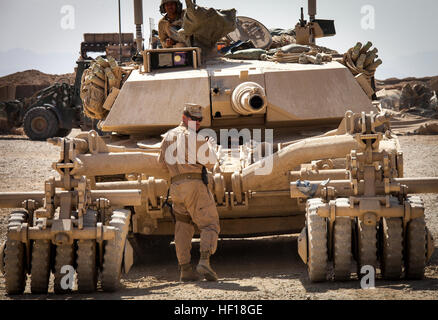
[30,240,51,294]
[56,128,72,138]
[405,218,427,279]
[356,219,378,277]
[101,210,130,292]
[333,217,352,281]
[76,210,98,293]
[54,244,75,294]
[4,212,27,295]
[23,107,59,141]
[306,199,328,282]
[380,218,403,280]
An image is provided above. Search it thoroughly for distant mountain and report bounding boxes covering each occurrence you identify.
[0,69,75,87]
[0,48,78,78]
[376,51,438,80]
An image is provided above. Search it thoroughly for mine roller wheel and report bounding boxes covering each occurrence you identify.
[4,211,27,295]
[30,240,51,294]
[356,219,378,277]
[0,240,5,275]
[333,217,352,281]
[306,199,328,282]
[23,107,59,141]
[54,244,75,294]
[101,209,131,292]
[56,128,72,138]
[77,210,98,293]
[380,217,403,280]
[405,218,427,279]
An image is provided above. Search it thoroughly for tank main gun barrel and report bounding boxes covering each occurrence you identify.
[134,0,144,51]
[231,82,268,116]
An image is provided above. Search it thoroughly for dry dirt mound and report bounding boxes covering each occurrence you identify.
[376,76,438,91]
[0,70,75,87]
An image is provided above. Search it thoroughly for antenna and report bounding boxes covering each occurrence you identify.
[118,0,122,61]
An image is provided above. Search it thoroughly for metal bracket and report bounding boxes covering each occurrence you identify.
[230,192,249,209]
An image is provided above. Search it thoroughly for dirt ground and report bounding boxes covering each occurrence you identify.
[0,130,437,300]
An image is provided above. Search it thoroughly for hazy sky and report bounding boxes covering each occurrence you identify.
[0,0,437,79]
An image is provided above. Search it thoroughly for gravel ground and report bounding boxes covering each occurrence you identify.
[0,131,437,300]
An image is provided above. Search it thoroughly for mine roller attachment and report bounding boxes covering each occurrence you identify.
[4,211,28,295]
[30,240,51,294]
[54,244,75,294]
[101,209,131,292]
[404,196,427,279]
[355,217,378,278]
[0,240,5,275]
[380,217,404,280]
[76,209,98,293]
[305,198,328,282]
[333,214,352,281]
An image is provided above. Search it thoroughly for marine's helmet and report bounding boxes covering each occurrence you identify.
[160,0,183,15]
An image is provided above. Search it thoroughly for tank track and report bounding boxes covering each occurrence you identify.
[380,217,403,280]
[30,240,51,294]
[333,217,352,281]
[306,199,328,282]
[4,211,27,295]
[101,209,131,292]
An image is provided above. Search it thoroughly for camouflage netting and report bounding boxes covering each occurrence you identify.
[183,0,236,49]
[80,56,126,120]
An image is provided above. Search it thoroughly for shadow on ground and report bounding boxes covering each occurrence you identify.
[4,237,438,300]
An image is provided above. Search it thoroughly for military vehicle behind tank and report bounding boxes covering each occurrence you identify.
[0,0,436,294]
[0,61,93,140]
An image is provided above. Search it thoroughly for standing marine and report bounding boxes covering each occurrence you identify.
[158,0,190,48]
[159,104,221,282]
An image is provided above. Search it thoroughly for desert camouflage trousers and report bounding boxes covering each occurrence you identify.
[170,180,220,265]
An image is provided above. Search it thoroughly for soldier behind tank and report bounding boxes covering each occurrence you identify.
[159,103,220,282]
[158,0,190,48]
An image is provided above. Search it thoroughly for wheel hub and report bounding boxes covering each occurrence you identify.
[31,116,48,133]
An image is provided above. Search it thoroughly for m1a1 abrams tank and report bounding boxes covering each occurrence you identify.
[0,0,437,294]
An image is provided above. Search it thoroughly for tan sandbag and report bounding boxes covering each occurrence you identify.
[108,56,118,69]
[96,56,110,68]
[103,87,120,111]
[91,64,105,81]
[81,83,107,120]
[85,73,105,88]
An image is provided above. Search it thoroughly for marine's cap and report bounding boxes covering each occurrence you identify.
[183,103,204,119]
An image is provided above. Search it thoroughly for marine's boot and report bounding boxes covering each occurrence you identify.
[179,264,200,282]
[196,251,218,281]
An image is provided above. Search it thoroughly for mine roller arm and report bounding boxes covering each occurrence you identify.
[0,190,142,209]
[290,177,438,199]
